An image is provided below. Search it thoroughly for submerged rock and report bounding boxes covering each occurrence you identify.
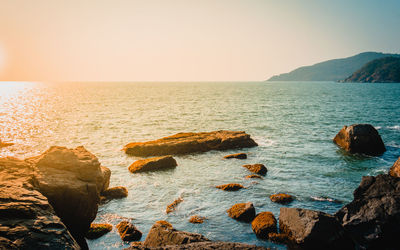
[166,197,183,214]
[224,153,247,159]
[389,157,400,178]
[101,186,128,201]
[227,202,256,222]
[216,183,245,191]
[126,242,268,249]
[251,212,277,239]
[242,164,267,176]
[280,207,354,249]
[123,130,257,156]
[333,124,386,155]
[86,223,112,239]
[335,174,400,249]
[117,221,142,241]
[129,156,177,173]
[269,193,294,204]
[189,215,206,224]
[245,174,263,179]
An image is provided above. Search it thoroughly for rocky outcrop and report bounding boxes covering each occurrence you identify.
[227,202,256,222]
[117,221,142,241]
[280,207,354,249]
[251,212,277,239]
[269,193,294,204]
[86,223,112,239]
[189,215,205,224]
[127,242,268,249]
[124,131,257,156]
[142,221,209,248]
[333,124,386,155]
[101,186,128,202]
[335,174,400,249]
[129,156,177,173]
[166,197,183,214]
[0,157,80,249]
[243,164,267,176]
[389,157,400,177]
[224,153,247,159]
[215,183,245,191]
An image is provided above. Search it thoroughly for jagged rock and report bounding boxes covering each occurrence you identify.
[251,212,277,238]
[336,174,400,249]
[245,174,263,179]
[333,124,386,155]
[389,157,400,178]
[189,215,206,224]
[166,197,183,214]
[224,153,247,159]
[86,223,112,239]
[269,193,294,204]
[0,157,80,249]
[126,241,269,249]
[124,131,257,156]
[117,221,142,241]
[215,183,244,191]
[129,156,177,173]
[101,186,128,201]
[227,202,256,222]
[242,164,267,176]
[280,207,354,249]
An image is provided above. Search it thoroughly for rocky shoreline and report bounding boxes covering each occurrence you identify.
[1,127,399,249]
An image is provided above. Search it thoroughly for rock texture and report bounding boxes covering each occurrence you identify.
[333,124,386,155]
[101,186,128,201]
[269,193,294,204]
[129,156,177,173]
[124,131,257,156]
[389,157,400,178]
[227,202,256,222]
[86,223,112,239]
[166,198,183,214]
[280,207,354,249]
[215,183,244,191]
[127,241,268,249]
[189,215,205,224]
[243,164,267,176]
[251,212,277,239]
[336,174,400,249]
[224,153,247,159]
[117,221,142,241]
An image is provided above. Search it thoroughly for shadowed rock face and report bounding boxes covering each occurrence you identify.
[227,202,256,222]
[117,221,142,242]
[127,241,269,249]
[251,212,277,239]
[124,130,257,156]
[333,124,386,156]
[389,157,400,178]
[336,174,400,249]
[129,156,177,173]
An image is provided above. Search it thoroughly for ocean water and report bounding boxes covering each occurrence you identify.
[1,81,400,249]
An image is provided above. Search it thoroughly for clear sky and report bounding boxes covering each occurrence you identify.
[0,0,399,81]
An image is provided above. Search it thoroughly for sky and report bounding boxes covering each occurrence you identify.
[0,0,399,81]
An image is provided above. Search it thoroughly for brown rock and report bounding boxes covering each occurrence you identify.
[267,233,289,244]
[269,193,294,204]
[224,153,247,159]
[251,212,277,239]
[117,221,142,241]
[245,174,263,179]
[86,223,112,239]
[227,202,256,222]
[189,215,206,224]
[129,156,177,173]
[243,164,267,176]
[143,221,209,247]
[101,186,128,201]
[166,197,183,214]
[333,124,386,155]
[215,183,245,191]
[389,157,400,178]
[126,241,269,249]
[124,130,257,156]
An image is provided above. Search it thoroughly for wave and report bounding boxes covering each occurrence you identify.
[387,125,400,131]
[310,196,342,204]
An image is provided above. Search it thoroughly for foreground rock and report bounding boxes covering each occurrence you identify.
[280,207,354,249]
[224,153,247,159]
[216,183,245,191]
[227,202,256,222]
[86,223,112,239]
[251,212,277,239]
[101,186,128,202]
[333,124,386,155]
[129,156,177,173]
[127,242,268,249]
[269,193,294,204]
[166,197,183,214]
[389,157,400,177]
[243,164,267,176]
[117,221,142,241]
[0,157,80,249]
[124,130,257,156]
[336,174,400,249]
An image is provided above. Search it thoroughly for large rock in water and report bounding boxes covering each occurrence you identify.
[279,207,354,249]
[227,202,256,222]
[129,156,177,173]
[0,157,80,249]
[123,130,257,156]
[335,174,400,249]
[389,157,400,178]
[333,124,386,155]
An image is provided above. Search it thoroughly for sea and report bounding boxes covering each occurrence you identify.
[0,81,399,249]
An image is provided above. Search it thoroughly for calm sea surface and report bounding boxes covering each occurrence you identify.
[1,81,400,249]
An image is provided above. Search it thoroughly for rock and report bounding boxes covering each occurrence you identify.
[224,153,247,159]
[0,157,80,249]
[101,186,128,201]
[124,130,257,156]
[269,193,294,204]
[227,202,256,222]
[335,174,400,249]
[117,221,142,241]
[126,241,269,249]
[245,174,263,179]
[0,139,13,148]
[333,124,386,155]
[86,223,112,239]
[189,215,206,224]
[215,183,245,191]
[143,221,209,247]
[251,212,277,238]
[242,164,267,176]
[129,156,177,173]
[280,207,354,249]
[389,157,400,177]
[166,197,183,214]
[267,233,289,244]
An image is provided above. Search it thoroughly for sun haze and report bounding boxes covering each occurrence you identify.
[0,0,399,82]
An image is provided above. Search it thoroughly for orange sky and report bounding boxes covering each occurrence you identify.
[0,0,399,81]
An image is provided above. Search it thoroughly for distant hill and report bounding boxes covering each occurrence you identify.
[268,52,400,81]
[342,57,400,83]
